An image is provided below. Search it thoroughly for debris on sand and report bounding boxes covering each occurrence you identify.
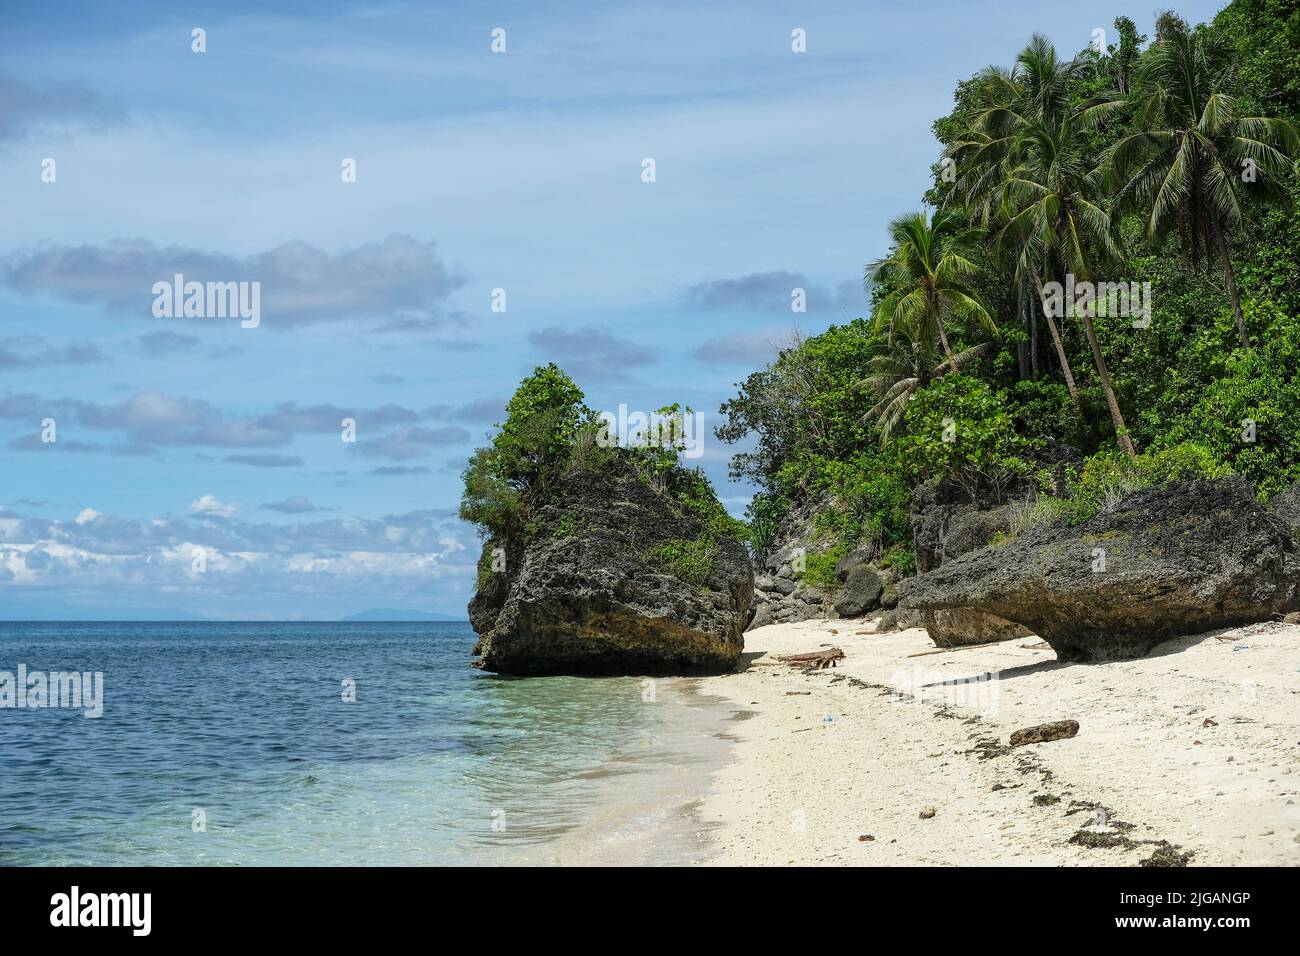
[776,647,846,669]
[1010,720,1079,747]
[1140,843,1192,867]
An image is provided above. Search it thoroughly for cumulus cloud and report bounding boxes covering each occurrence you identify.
[527,326,655,381]
[424,397,505,426]
[369,465,432,476]
[0,71,123,142]
[1,234,466,329]
[0,390,429,455]
[354,425,471,461]
[189,494,237,517]
[0,337,108,369]
[693,327,797,365]
[257,402,419,433]
[224,453,305,468]
[261,495,325,514]
[130,330,201,356]
[0,503,475,613]
[680,270,813,312]
[680,271,867,315]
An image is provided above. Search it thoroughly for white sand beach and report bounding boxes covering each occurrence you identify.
[698,619,1300,866]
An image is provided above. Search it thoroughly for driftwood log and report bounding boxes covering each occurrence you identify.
[1009,719,1079,747]
[775,647,845,669]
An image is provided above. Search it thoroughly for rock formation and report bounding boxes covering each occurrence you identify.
[469,455,753,675]
[901,478,1031,645]
[747,495,895,629]
[901,477,1300,661]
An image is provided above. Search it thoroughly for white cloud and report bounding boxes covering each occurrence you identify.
[188,494,237,517]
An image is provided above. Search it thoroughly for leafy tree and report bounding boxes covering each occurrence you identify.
[996,112,1136,454]
[1213,0,1300,120]
[716,321,877,493]
[893,374,1039,502]
[1106,18,1300,348]
[1109,17,1146,95]
[859,325,993,443]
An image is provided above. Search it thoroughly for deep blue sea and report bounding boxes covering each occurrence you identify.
[0,622,729,866]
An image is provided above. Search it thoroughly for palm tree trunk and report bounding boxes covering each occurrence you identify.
[1031,273,1080,404]
[1027,281,1039,376]
[934,313,959,373]
[1080,311,1136,456]
[1219,233,1251,350]
[1043,312,1080,402]
[1016,278,1030,379]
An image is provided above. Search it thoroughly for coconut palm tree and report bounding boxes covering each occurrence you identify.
[1105,20,1299,349]
[859,325,993,443]
[866,210,997,374]
[944,35,1120,397]
[996,115,1136,456]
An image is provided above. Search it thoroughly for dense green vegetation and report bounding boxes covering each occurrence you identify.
[718,1,1300,573]
[460,364,743,587]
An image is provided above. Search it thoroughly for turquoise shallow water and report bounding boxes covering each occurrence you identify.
[0,622,730,865]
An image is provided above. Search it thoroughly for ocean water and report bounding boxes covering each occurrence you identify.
[0,622,732,866]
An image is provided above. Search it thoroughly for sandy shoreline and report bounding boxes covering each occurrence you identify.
[696,619,1300,866]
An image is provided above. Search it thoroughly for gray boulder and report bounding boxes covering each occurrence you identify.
[921,609,1031,647]
[876,606,924,632]
[1269,480,1300,527]
[911,479,1017,573]
[469,456,752,674]
[902,477,1300,661]
[905,479,1031,646]
[833,564,884,618]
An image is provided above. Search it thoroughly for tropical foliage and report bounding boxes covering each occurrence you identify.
[717,0,1300,572]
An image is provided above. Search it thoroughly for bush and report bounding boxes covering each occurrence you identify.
[460,364,589,538]
[745,492,788,558]
[894,374,1040,501]
[799,545,846,590]
[1062,442,1233,524]
[647,536,719,588]
[807,449,912,564]
[1149,349,1300,499]
[880,545,917,577]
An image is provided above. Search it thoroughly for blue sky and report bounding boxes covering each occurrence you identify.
[0,0,1223,619]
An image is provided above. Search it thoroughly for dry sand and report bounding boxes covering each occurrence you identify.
[697,618,1300,866]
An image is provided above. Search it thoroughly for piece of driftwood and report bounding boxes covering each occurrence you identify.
[776,647,846,669]
[1009,719,1079,747]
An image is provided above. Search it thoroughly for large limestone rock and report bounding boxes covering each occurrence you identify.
[910,478,1016,574]
[922,609,1032,647]
[902,478,1300,661]
[469,457,752,675]
[833,557,884,618]
[906,478,1030,646]
[1268,480,1300,527]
